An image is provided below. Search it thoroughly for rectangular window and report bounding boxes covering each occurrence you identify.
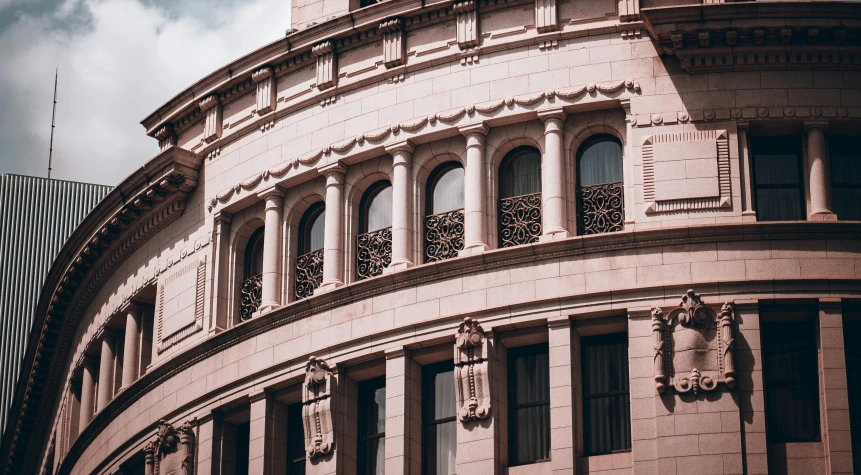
[508,343,550,466]
[581,333,631,456]
[751,136,805,221]
[762,307,821,443]
[422,361,457,475]
[843,306,861,471]
[287,402,306,475]
[829,136,861,221]
[358,376,386,475]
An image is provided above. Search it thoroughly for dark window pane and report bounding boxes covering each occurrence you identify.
[833,188,861,222]
[582,333,631,456]
[752,136,804,222]
[578,137,623,186]
[235,422,251,475]
[423,361,457,475]
[358,437,385,475]
[287,402,306,475]
[754,154,801,185]
[500,148,542,198]
[508,344,551,466]
[754,188,804,222]
[358,377,386,475]
[432,166,465,214]
[308,208,325,252]
[843,310,861,474]
[762,314,821,443]
[246,228,265,277]
[829,136,861,221]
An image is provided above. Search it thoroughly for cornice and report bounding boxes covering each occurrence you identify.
[0,147,203,475]
[55,221,861,475]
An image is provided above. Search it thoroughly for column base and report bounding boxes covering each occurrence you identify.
[539,230,570,242]
[384,259,414,274]
[742,211,757,223]
[808,211,838,221]
[257,304,282,315]
[459,243,489,257]
[318,280,345,293]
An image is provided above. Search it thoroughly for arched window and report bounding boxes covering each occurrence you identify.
[295,203,325,300]
[577,135,624,235]
[425,163,465,263]
[357,181,393,280]
[499,147,542,247]
[240,227,265,321]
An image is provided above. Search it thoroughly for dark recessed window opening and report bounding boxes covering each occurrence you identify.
[422,360,457,475]
[498,147,542,248]
[287,402,306,475]
[576,135,625,235]
[751,136,805,222]
[581,333,631,456]
[843,306,861,473]
[358,376,386,475]
[829,136,861,221]
[508,343,551,466]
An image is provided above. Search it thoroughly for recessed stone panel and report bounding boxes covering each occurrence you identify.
[156,256,206,353]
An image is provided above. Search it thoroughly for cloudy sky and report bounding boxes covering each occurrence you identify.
[0,0,292,186]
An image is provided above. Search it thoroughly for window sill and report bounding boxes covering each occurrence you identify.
[505,460,552,475]
[579,451,632,473]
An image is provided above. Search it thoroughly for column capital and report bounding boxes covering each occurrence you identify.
[537,108,567,124]
[257,185,285,202]
[459,122,489,138]
[81,354,99,369]
[213,210,232,224]
[118,300,144,313]
[819,297,842,309]
[804,119,829,132]
[319,160,347,178]
[97,327,123,341]
[385,140,415,156]
[736,120,750,130]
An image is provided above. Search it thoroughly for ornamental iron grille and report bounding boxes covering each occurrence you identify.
[295,249,324,299]
[239,274,262,321]
[578,181,624,235]
[356,227,392,280]
[499,192,542,247]
[425,209,465,262]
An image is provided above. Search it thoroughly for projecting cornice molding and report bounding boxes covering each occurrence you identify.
[205,79,642,212]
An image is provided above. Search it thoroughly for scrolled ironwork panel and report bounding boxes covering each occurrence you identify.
[356,227,392,280]
[499,192,542,248]
[425,209,465,263]
[295,248,324,300]
[239,273,262,321]
[578,181,624,235]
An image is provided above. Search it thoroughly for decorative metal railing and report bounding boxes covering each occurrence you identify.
[499,192,542,248]
[295,248,324,300]
[425,209,465,263]
[357,227,392,281]
[239,273,262,321]
[578,181,624,235]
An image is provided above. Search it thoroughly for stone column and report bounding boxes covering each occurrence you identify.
[210,211,232,332]
[96,331,117,412]
[258,186,285,314]
[548,317,575,474]
[538,109,569,241]
[120,304,143,390]
[249,391,288,475]
[737,121,756,219]
[384,348,420,475]
[78,357,98,433]
[460,123,490,255]
[320,162,346,292]
[819,298,855,475]
[386,141,416,272]
[805,120,837,221]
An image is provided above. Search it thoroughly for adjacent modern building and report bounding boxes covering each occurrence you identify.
[0,175,111,437]
[2,1,861,475]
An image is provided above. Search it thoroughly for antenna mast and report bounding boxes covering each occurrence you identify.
[48,68,58,179]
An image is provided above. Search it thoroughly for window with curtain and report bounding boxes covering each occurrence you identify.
[240,227,265,321]
[296,203,325,300]
[499,147,542,248]
[828,136,861,221]
[843,306,861,473]
[751,136,805,222]
[425,163,465,263]
[234,421,251,475]
[762,308,821,443]
[422,361,457,475]
[357,182,393,280]
[577,135,624,235]
[508,343,550,466]
[581,333,631,456]
[358,377,386,475]
[287,402,306,475]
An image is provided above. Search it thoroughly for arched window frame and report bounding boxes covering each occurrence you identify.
[239,226,265,321]
[424,162,465,263]
[498,146,542,248]
[576,134,625,235]
[295,202,325,300]
[357,180,393,280]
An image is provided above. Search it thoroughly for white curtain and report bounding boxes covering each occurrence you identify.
[578,138,623,186]
[501,149,542,198]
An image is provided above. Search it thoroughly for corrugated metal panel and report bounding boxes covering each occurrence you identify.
[0,175,112,437]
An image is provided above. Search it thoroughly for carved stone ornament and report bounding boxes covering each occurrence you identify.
[302,356,335,459]
[454,317,491,422]
[652,290,736,395]
[143,419,195,475]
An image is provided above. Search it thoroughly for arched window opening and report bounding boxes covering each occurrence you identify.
[357,181,393,280]
[499,147,542,248]
[296,203,325,300]
[425,163,465,263]
[240,227,265,322]
[577,135,624,235]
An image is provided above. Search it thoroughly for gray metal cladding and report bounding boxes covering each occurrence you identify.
[0,174,112,436]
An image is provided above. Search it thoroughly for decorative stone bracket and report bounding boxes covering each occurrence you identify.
[380,18,405,69]
[252,66,276,115]
[199,94,222,143]
[454,317,491,422]
[535,0,557,33]
[154,124,176,152]
[652,290,736,395]
[302,356,335,458]
[312,40,337,91]
[143,419,195,475]
[454,0,479,50]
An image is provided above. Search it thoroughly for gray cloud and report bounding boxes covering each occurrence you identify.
[0,0,291,186]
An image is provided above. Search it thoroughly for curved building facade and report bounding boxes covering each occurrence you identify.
[3,1,861,474]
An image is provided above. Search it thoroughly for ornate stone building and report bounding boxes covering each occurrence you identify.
[3,0,861,474]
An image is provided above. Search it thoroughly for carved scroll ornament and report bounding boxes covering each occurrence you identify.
[303,356,335,459]
[652,290,736,395]
[143,419,195,475]
[454,317,491,422]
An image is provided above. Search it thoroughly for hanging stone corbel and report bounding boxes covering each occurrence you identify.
[652,289,736,395]
[252,66,276,115]
[303,356,335,458]
[454,317,491,422]
[380,18,405,69]
[143,419,195,475]
[199,94,222,143]
[453,0,479,50]
[154,124,176,152]
[535,0,557,33]
[312,40,337,91]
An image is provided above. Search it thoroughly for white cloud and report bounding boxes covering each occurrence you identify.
[0,0,291,185]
